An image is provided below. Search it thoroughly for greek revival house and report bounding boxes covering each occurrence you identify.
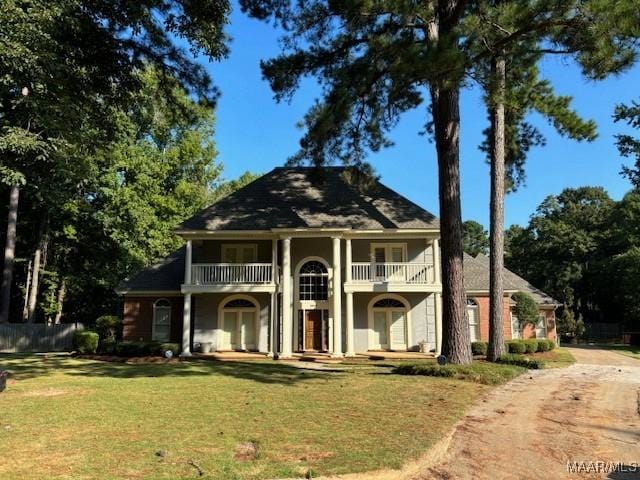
[117,167,557,357]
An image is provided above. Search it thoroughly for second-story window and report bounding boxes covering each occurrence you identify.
[299,261,329,301]
[371,243,407,263]
[222,244,257,263]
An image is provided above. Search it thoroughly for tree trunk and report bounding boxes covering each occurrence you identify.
[26,215,48,324]
[22,259,32,321]
[0,185,20,323]
[53,278,66,324]
[426,0,472,365]
[488,55,507,361]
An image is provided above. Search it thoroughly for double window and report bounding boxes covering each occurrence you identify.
[221,244,257,263]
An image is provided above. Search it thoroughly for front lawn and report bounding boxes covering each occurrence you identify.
[0,355,489,480]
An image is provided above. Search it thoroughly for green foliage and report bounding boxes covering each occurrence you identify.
[463,221,489,257]
[537,339,553,352]
[471,341,488,356]
[511,292,539,326]
[392,362,525,385]
[507,340,526,354]
[114,341,180,357]
[73,331,99,354]
[95,315,122,345]
[498,354,545,370]
[523,339,539,354]
[615,100,640,188]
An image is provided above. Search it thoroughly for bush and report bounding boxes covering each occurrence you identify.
[511,292,539,327]
[95,315,122,346]
[537,339,552,352]
[148,342,180,356]
[114,341,149,357]
[471,341,488,355]
[114,341,180,357]
[498,353,545,369]
[73,331,99,354]
[392,362,526,385]
[523,339,539,354]
[507,340,526,354]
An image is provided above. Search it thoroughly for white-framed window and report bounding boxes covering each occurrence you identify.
[152,299,172,342]
[370,243,408,263]
[221,244,257,263]
[467,299,480,342]
[535,313,547,339]
[511,311,521,339]
[298,260,329,301]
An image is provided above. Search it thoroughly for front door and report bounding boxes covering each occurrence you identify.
[371,309,407,350]
[221,310,256,350]
[304,310,323,351]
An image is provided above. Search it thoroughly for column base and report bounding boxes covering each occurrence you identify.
[179,351,192,358]
[330,353,344,359]
[345,351,357,357]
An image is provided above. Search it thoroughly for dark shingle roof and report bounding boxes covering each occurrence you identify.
[176,167,439,232]
[464,253,558,306]
[116,247,185,293]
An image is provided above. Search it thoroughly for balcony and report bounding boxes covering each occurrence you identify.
[185,263,276,292]
[347,262,438,292]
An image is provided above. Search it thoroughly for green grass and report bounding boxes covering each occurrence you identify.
[600,345,640,360]
[0,355,488,480]
[539,347,577,368]
[392,360,527,385]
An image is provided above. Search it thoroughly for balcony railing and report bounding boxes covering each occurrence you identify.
[351,262,435,284]
[191,263,274,285]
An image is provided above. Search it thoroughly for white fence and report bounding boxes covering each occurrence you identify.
[0,323,83,353]
[191,263,274,285]
[351,262,435,284]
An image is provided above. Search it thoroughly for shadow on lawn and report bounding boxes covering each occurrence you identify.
[0,354,329,385]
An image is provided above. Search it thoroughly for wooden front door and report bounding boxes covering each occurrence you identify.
[305,310,323,351]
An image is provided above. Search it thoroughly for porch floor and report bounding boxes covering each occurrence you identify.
[191,350,435,363]
[192,351,271,361]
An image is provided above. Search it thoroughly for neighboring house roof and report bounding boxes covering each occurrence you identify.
[176,167,439,232]
[464,253,558,307]
[117,247,185,294]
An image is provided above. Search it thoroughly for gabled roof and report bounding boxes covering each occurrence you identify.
[176,167,439,232]
[464,253,558,306]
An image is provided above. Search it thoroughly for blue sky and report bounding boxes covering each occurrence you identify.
[204,4,639,228]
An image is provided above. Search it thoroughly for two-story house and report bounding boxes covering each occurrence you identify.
[117,166,557,357]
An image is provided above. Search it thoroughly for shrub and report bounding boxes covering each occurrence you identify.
[511,291,539,327]
[471,341,488,355]
[147,342,180,356]
[392,362,525,385]
[523,339,539,354]
[498,353,545,369]
[73,331,99,354]
[507,340,526,354]
[115,341,149,357]
[547,339,556,350]
[95,315,122,344]
[537,339,552,352]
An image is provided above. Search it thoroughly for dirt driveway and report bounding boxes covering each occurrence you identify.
[423,347,640,479]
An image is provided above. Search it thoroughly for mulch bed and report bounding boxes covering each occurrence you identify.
[75,354,182,364]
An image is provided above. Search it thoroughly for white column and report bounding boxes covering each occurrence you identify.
[432,238,441,284]
[344,238,354,356]
[434,292,443,355]
[281,237,293,358]
[184,239,193,285]
[268,238,278,357]
[181,293,192,356]
[345,292,355,356]
[332,236,343,357]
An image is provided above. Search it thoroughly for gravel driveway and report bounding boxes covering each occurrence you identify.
[424,347,640,479]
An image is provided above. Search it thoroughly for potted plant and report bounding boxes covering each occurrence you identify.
[418,340,429,353]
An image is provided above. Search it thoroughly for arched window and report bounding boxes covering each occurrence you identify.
[153,299,172,342]
[373,298,405,308]
[299,261,328,300]
[466,299,480,342]
[224,299,255,308]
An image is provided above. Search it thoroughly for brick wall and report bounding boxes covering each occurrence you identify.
[123,296,183,343]
[472,295,513,342]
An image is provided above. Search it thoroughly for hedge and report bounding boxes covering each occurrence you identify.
[537,339,554,352]
[73,331,99,354]
[498,353,545,369]
[114,341,180,357]
[507,340,526,354]
[471,341,488,355]
[523,339,539,354]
